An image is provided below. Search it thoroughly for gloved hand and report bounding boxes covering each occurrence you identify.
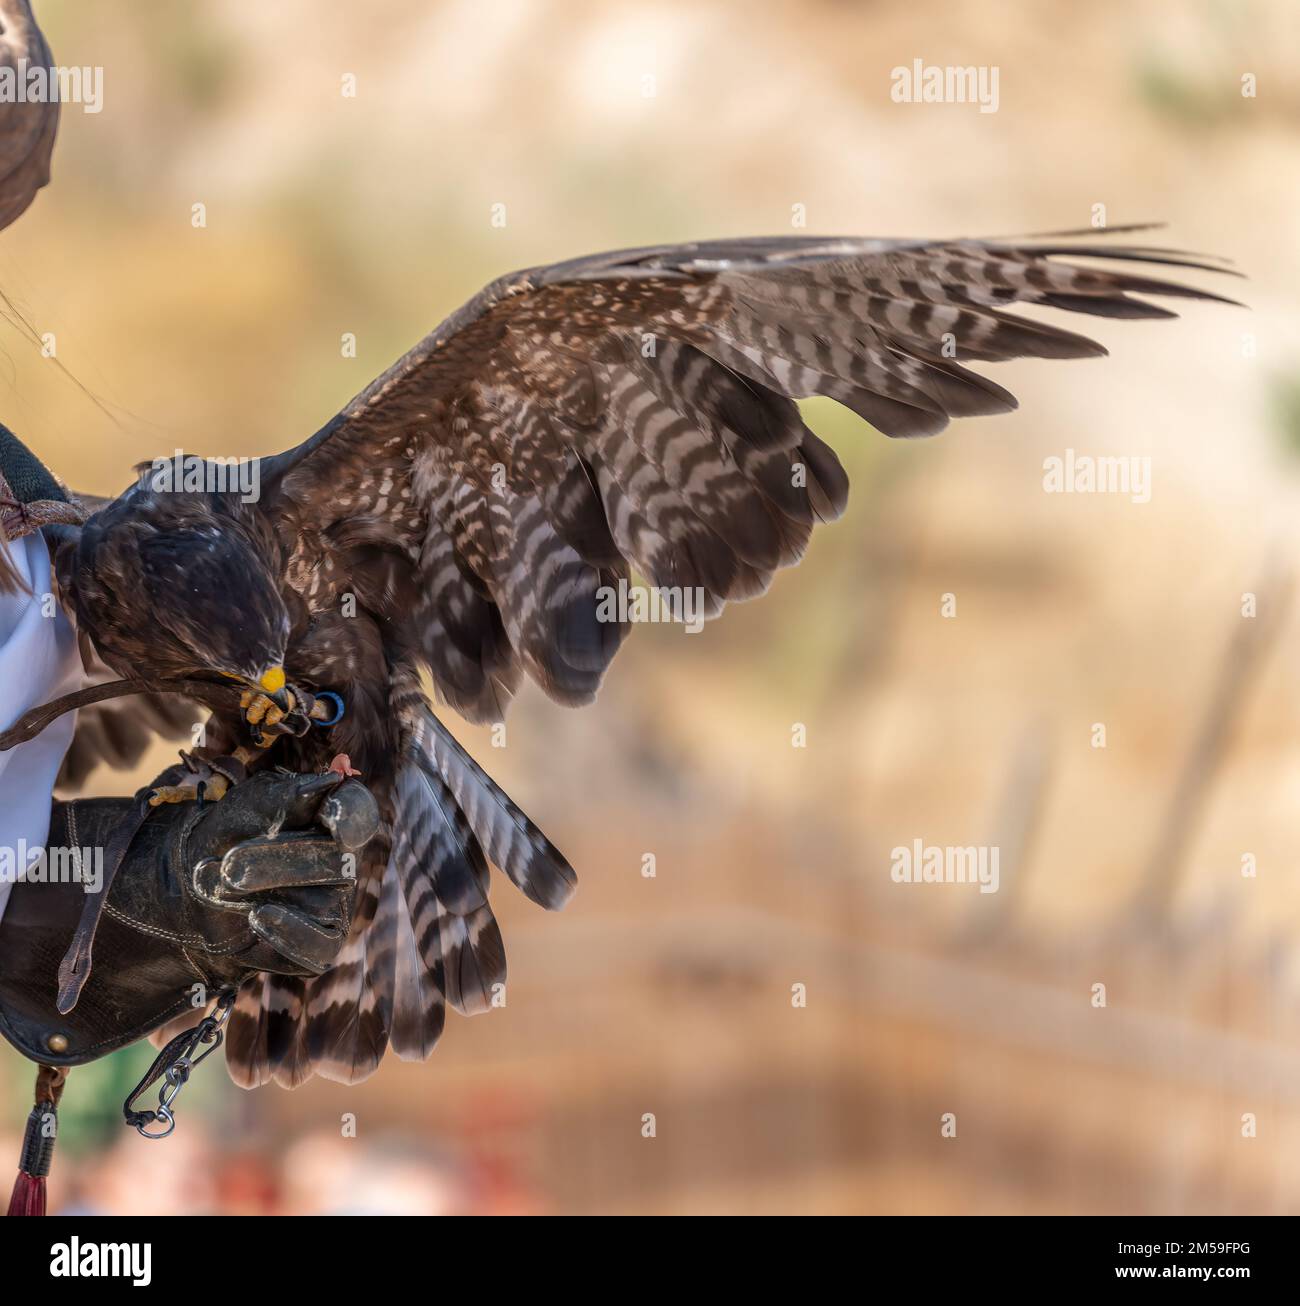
[135,769,377,980]
[0,770,380,1068]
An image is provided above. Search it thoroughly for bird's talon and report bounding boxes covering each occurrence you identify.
[200,774,230,802]
[148,780,215,806]
[243,688,300,738]
[244,692,273,725]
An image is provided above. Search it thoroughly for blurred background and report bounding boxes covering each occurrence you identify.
[2,0,1300,1215]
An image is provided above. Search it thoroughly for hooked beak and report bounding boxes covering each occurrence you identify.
[258,665,286,694]
[257,665,290,710]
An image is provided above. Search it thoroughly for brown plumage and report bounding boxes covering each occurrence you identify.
[48,227,1238,1087]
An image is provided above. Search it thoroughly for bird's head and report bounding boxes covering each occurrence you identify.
[63,504,293,701]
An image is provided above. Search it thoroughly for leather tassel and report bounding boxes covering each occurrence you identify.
[7,1168,46,1217]
[6,1065,65,1218]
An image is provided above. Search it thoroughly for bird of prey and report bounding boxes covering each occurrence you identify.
[43,228,1236,1088]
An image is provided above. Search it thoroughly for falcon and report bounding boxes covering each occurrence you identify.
[41,227,1237,1087]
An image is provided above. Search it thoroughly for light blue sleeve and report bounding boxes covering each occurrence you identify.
[0,533,82,921]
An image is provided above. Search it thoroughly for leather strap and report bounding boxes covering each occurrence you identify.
[53,790,156,1014]
[0,675,238,754]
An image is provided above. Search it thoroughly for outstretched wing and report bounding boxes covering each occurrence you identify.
[231,228,1235,1087]
[262,227,1237,724]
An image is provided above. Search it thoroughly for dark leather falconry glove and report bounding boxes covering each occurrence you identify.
[0,770,379,1068]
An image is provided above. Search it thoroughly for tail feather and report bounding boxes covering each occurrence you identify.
[411,702,578,910]
[225,973,316,1090]
[390,704,511,1017]
[225,975,270,1089]
[389,870,446,1061]
[264,976,312,1089]
[436,903,506,1016]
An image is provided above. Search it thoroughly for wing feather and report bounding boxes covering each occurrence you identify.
[264,227,1235,710]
